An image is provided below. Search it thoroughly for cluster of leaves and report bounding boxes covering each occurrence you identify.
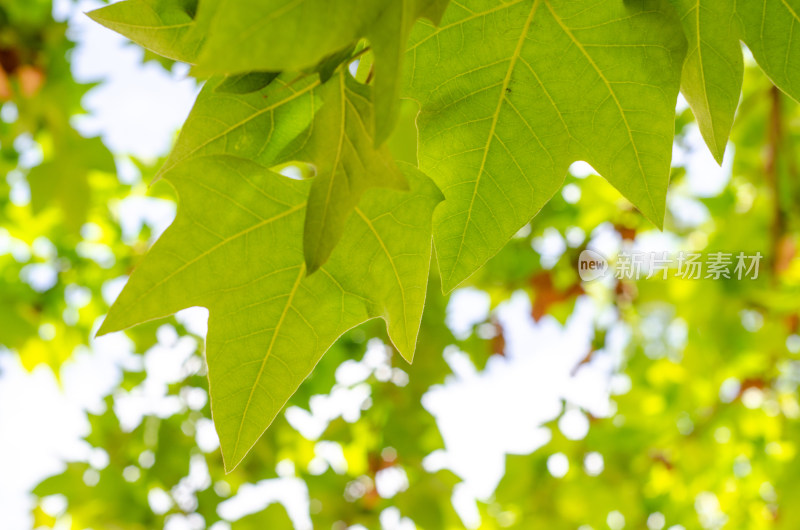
[30,75,800,528]
[4,0,800,528]
[86,0,800,471]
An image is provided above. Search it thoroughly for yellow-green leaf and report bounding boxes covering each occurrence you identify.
[97,156,441,469]
[405,0,686,291]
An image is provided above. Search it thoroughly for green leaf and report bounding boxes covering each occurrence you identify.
[366,0,452,143]
[97,155,441,470]
[281,71,407,273]
[669,0,800,164]
[158,73,320,178]
[28,134,115,231]
[87,0,206,63]
[194,0,383,73]
[194,0,450,143]
[417,0,451,25]
[162,69,408,272]
[404,0,686,291]
[214,72,280,94]
[231,503,292,529]
[669,0,742,163]
[0,297,38,350]
[737,0,800,103]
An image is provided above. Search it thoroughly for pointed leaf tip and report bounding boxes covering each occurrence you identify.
[409,0,684,290]
[106,155,439,469]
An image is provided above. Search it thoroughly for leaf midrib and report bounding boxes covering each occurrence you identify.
[96,19,193,30]
[309,73,348,264]
[544,1,658,219]
[355,207,411,354]
[447,0,540,285]
[780,0,800,22]
[115,200,305,316]
[443,0,662,285]
[231,263,306,461]
[693,0,720,158]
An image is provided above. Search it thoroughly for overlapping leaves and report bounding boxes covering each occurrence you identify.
[281,71,408,273]
[87,0,207,63]
[88,0,800,467]
[88,0,448,143]
[98,156,441,469]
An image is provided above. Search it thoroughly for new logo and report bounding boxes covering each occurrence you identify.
[578,249,608,281]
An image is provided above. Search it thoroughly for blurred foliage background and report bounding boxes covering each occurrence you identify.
[2,1,800,529]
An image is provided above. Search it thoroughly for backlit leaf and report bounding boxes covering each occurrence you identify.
[669,0,800,163]
[87,0,206,63]
[194,0,450,142]
[97,156,441,469]
[405,0,686,291]
[738,0,800,103]
[669,0,742,163]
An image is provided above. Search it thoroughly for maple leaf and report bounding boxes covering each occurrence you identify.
[404,0,686,291]
[98,155,442,469]
[669,0,800,163]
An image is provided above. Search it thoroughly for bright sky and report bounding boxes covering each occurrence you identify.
[0,2,733,529]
